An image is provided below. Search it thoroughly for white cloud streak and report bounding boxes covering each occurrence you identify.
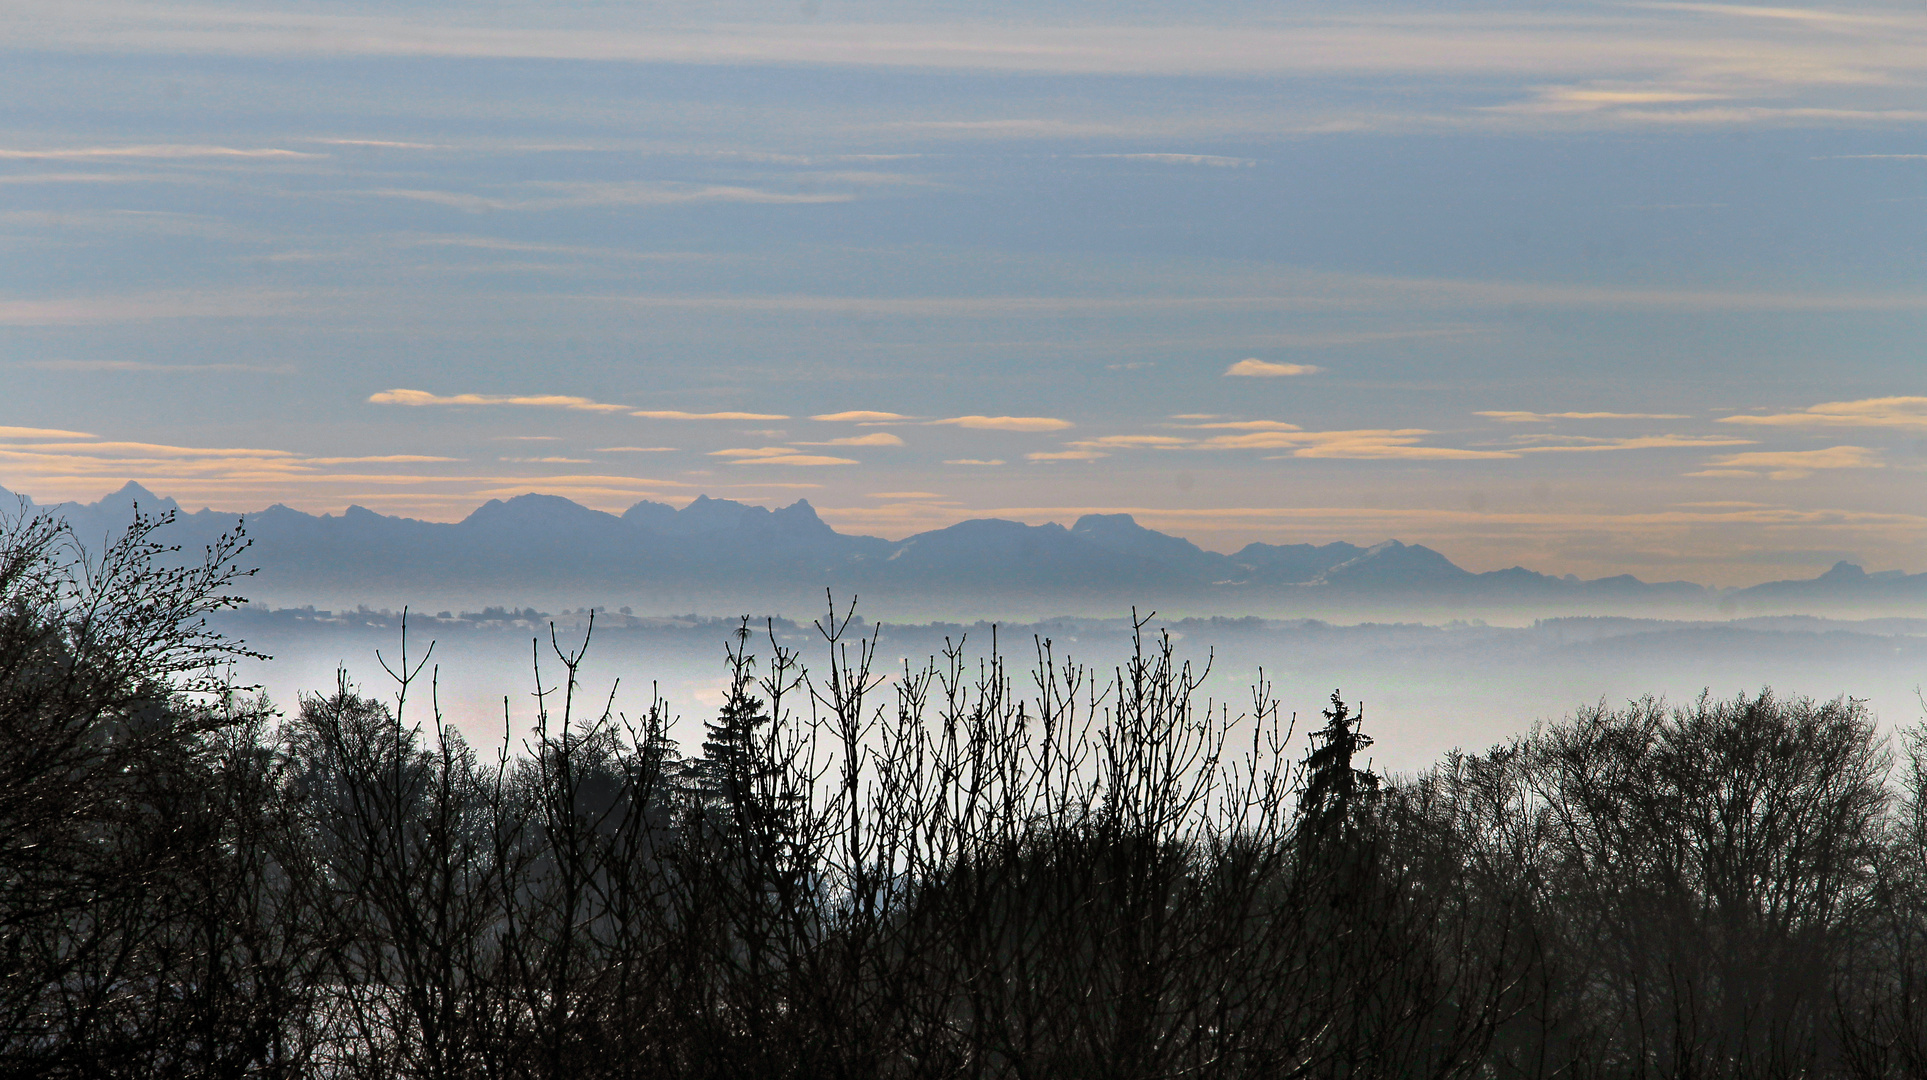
[1479,410,1692,422]
[1511,434,1757,452]
[0,144,319,160]
[1688,445,1885,480]
[0,426,95,439]
[708,447,858,466]
[930,415,1073,432]
[633,409,790,421]
[370,388,630,412]
[1225,358,1323,377]
[811,411,914,422]
[792,432,904,447]
[1717,396,1927,431]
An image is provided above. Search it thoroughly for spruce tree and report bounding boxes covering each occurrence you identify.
[1299,689,1379,838]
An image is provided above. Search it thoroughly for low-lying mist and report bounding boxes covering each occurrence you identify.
[216,602,1927,774]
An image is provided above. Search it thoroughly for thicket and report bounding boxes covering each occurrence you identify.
[6,503,1927,1079]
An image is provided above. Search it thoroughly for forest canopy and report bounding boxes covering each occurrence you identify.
[4,502,1926,1080]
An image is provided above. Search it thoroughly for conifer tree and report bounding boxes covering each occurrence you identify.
[683,619,794,846]
[1299,689,1379,838]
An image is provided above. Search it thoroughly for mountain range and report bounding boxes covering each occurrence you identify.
[7,482,1923,618]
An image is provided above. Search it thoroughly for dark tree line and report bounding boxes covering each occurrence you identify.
[4,502,1927,1079]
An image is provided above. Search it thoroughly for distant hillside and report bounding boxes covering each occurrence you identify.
[6,482,1922,618]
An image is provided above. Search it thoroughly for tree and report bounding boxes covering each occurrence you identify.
[0,500,276,1075]
[1299,689,1379,840]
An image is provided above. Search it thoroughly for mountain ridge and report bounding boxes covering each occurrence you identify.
[5,482,1921,615]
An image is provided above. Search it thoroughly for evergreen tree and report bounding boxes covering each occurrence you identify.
[1299,689,1379,838]
[682,619,795,846]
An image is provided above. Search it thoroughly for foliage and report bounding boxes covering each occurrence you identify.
[7,506,1927,1078]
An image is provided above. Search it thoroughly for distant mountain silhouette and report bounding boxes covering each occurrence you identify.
[3,481,1919,615]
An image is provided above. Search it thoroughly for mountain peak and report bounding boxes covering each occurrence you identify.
[461,493,615,530]
[91,481,180,517]
[1317,540,1471,587]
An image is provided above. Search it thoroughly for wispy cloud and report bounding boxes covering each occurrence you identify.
[596,446,678,452]
[1213,429,1519,459]
[1180,420,1303,432]
[370,388,630,412]
[943,459,1006,466]
[1688,445,1885,480]
[0,428,699,515]
[931,415,1073,432]
[1225,358,1322,377]
[0,290,300,325]
[0,144,319,160]
[360,182,854,213]
[792,432,904,447]
[1479,410,1692,422]
[1068,435,1194,449]
[1080,153,1255,167]
[1716,397,1927,431]
[811,411,914,422]
[302,138,450,150]
[0,426,94,439]
[1028,450,1108,461]
[1114,419,1516,459]
[22,358,293,374]
[633,409,789,421]
[1512,434,1757,452]
[708,447,858,466]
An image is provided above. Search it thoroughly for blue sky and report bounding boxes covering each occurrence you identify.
[3,0,1925,585]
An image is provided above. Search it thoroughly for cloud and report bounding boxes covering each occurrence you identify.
[1068,435,1194,449]
[370,388,630,412]
[501,456,591,464]
[708,447,857,466]
[632,409,790,420]
[1225,358,1322,377]
[21,358,293,374]
[1028,450,1109,461]
[1155,419,1515,458]
[792,432,904,447]
[931,415,1074,432]
[1716,397,1927,431]
[303,138,450,150]
[0,426,94,439]
[869,491,943,498]
[1181,420,1303,431]
[0,290,300,326]
[811,410,914,422]
[596,446,678,452]
[1081,153,1255,167]
[306,455,461,464]
[16,440,297,459]
[360,182,854,213]
[1478,410,1692,422]
[0,144,319,160]
[1512,434,1757,452]
[1205,429,1520,459]
[1688,445,1884,480]
[944,459,1006,466]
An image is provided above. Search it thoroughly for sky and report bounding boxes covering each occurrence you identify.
[3,0,1926,587]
